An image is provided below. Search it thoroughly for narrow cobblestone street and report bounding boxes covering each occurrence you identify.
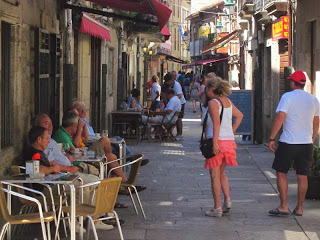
[100,100,320,240]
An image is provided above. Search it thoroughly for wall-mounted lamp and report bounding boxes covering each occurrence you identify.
[148,49,153,55]
[216,21,223,33]
[142,45,148,53]
[224,0,235,15]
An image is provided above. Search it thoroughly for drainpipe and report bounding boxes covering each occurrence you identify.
[137,34,141,90]
[63,1,74,111]
[117,26,124,109]
[288,0,292,66]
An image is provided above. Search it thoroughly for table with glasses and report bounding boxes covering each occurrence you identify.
[2,173,80,240]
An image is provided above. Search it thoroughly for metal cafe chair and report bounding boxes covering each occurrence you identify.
[107,154,146,219]
[57,177,124,240]
[0,182,60,240]
[10,165,69,237]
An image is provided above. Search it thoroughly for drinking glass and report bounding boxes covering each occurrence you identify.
[62,143,70,152]
[102,130,108,137]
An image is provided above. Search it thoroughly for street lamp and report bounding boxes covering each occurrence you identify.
[224,0,235,15]
[216,21,223,34]
[142,45,148,53]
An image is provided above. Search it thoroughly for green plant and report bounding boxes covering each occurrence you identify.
[310,145,320,176]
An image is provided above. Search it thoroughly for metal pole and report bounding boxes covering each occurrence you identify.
[137,35,141,90]
[63,1,74,111]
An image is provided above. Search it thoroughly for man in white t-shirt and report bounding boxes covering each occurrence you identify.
[169,71,186,140]
[142,88,181,124]
[268,71,320,217]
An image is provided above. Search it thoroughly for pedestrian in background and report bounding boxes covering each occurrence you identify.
[189,76,200,113]
[151,75,161,111]
[268,71,319,217]
[204,76,243,217]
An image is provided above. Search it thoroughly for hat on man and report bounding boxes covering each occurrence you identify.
[287,70,306,84]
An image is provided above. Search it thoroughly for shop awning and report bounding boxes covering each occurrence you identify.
[164,54,185,64]
[80,13,111,41]
[86,0,172,30]
[161,26,171,41]
[182,57,229,69]
[201,31,238,54]
[196,57,229,65]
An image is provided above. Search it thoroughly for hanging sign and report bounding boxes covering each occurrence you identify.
[272,16,289,40]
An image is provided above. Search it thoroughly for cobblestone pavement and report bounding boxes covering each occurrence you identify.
[98,100,320,240]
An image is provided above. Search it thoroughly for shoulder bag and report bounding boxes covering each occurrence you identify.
[199,98,224,159]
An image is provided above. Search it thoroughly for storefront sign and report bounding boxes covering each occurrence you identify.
[216,33,229,54]
[272,16,289,40]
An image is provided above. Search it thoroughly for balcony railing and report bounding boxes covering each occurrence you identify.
[254,0,287,12]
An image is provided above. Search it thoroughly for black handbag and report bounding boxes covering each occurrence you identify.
[199,98,224,159]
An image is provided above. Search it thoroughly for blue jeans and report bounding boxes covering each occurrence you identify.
[111,136,133,157]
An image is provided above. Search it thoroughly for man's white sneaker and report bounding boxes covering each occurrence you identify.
[175,135,184,141]
[75,223,87,233]
[95,221,114,230]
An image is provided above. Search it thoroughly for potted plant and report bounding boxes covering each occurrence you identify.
[306,145,320,199]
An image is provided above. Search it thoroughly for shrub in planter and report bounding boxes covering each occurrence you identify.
[306,145,320,200]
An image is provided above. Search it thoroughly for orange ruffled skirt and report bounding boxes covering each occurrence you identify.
[204,140,238,169]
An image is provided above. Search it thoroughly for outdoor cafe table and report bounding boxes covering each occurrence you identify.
[1,173,80,240]
[111,110,142,143]
[75,154,106,179]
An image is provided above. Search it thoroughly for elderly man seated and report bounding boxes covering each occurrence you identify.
[142,88,181,125]
[25,125,114,230]
[53,111,128,182]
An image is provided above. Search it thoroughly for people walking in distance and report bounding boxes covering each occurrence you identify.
[189,76,200,113]
[268,71,319,217]
[204,76,243,217]
[199,72,216,119]
[151,75,161,111]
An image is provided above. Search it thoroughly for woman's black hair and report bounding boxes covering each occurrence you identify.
[131,88,140,98]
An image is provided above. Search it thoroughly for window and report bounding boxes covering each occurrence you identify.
[1,22,12,148]
[107,48,114,95]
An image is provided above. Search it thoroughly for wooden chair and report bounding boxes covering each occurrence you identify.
[58,177,123,240]
[0,182,58,240]
[107,154,146,219]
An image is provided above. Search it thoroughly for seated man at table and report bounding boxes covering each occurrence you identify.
[53,111,128,182]
[31,113,102,194]
[25,126,60,175]
[142,88,181,125]
[27,122,114,231]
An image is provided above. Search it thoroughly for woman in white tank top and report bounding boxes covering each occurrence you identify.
[204,76,243,217]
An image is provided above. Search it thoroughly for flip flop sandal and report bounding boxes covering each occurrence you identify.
[103,218,126,227]
[293,209,303,216]
[140,159,149,167]
[114,202,128,208]
[268,208,289,216]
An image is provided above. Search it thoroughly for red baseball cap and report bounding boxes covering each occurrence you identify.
[287,71,306,84]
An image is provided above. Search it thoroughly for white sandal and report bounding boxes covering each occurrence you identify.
[223,198,232,213]
[205,207,223,217]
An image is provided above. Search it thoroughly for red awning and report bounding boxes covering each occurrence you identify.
[201,30,238,54]
[86,0,172,30]
[160,26,171,41]
[80,13,111,42]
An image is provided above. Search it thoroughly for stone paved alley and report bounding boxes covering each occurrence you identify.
[99,101,320,240]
